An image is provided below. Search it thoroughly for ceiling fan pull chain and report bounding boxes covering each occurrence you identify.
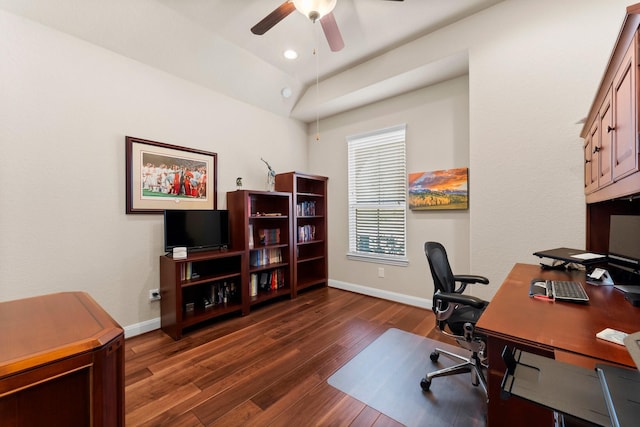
[315,26,321,141]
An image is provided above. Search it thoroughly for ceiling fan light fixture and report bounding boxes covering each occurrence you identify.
[292,0,337,23]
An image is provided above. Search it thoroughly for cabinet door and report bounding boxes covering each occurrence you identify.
[584,120,598,194]
[612,40,638,180]
[598,92,613,187]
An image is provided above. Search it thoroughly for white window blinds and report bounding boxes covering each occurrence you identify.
[347,124,407,264]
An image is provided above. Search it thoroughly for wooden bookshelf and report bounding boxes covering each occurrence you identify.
[275,172,328,296]
[227,190,293,306]
[160,249,246,340]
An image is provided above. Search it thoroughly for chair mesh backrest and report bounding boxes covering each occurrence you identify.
[424,242,456,294]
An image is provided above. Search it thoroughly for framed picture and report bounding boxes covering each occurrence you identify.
[408,167,468,210]
[125,136,217,214]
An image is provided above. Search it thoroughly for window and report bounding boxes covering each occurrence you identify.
[347,124,407,265]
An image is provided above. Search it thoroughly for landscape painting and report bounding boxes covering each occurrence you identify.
[408,168,469,210]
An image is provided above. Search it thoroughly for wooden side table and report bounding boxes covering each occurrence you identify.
[0,292,124,427]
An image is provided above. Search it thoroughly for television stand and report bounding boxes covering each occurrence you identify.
[160,249,246,340]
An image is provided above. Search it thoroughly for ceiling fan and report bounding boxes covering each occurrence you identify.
[251,0,404,52]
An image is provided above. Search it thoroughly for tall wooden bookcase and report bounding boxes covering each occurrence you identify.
[275,172,328,296]
[227,190,294,306]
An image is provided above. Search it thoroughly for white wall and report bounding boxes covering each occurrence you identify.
[311,76,470,306]
[0,10,307,333]
[468,0,629,300]
[309,0,631,303]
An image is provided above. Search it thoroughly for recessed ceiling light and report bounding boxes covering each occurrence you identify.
[283,49,298,60]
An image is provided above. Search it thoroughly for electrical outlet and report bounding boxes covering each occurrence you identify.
[149,289,161,301]
[378,267,385,278]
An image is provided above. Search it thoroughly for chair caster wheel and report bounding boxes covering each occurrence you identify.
[430,351,440,362]
[420,377,431,391]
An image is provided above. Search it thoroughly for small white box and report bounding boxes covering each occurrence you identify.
[173,247,187,259]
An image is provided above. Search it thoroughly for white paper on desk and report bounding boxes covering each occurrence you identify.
[596,328,628,345]
[571,252,604,260]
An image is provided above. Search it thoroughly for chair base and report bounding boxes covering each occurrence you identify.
[420,347,487,395]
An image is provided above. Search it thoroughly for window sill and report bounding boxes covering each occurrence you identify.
[346,252,409,267]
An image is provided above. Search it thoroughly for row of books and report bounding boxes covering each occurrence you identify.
[249,269,286,296]
[259,228,280,245]
[179,262,200,281]
[297,201,317,216]
[298,225,317,242]
[250,247,283,267]
[248,225,282,249]
[184,281,238,312]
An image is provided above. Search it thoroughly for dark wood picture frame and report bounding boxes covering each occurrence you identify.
[125,136,217,214]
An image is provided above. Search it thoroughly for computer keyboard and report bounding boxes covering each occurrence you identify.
[550,280,589,303]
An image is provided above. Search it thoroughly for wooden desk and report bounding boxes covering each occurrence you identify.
[476,263,640,427]
[0,292,124,426]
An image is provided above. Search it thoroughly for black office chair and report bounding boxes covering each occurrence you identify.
[420,241,490,394]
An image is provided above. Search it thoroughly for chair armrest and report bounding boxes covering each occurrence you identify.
[453,274,489,285]
[434,291,488,309]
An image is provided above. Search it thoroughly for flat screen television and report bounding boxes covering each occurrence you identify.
[164,209,229,253]
[608,214,640,271]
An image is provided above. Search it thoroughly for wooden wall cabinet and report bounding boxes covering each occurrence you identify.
[227,190,293,306]
[160,250,246,340]
[584,91,612,194]
[582,4,640,251]
[275,172,328,296]
[612,36,638,184]
[582,5,640,204]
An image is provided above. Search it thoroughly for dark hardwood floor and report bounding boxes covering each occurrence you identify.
[124,286,458,426]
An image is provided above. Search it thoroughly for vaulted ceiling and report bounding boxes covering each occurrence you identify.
[0,0,504,122]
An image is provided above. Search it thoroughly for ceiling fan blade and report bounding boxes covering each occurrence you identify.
[320,12,344,52]
[251,1,296,35]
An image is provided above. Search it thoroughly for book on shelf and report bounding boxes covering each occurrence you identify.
[205,281,238,306]
[248,224,254,249]
[297,201,316,216]
[258,228,281,245]
[250,273,258,297]
[180,262,194,281]
[298,225,316,242]
[259,272,269,290]
[250,247,283,266]
[252,269,286,293]
[273,269,284,290]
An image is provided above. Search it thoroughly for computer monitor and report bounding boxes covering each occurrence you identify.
[608,215,640,272]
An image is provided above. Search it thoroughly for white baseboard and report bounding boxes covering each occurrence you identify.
[123,317,160,338]
[123,282,431,338]
[329,279,432,310]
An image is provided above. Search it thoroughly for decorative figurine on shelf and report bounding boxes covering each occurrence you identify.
[236,177,243,190]
[261,157,276,192]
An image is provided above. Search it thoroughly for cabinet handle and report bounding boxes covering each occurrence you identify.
[593,146,601,153]
[607,125,615,133]
[585,159,591,164]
